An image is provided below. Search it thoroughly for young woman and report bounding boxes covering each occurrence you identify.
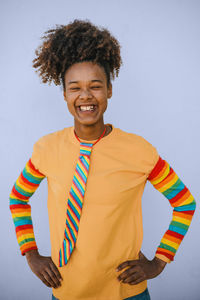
[9,19,196,300]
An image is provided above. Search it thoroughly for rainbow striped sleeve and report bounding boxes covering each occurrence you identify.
[9,158,46,255]
[148,156,196,263]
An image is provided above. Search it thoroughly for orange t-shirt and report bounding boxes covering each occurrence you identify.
[31,123,159,300]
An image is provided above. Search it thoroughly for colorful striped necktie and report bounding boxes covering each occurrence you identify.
[59,125,107,267]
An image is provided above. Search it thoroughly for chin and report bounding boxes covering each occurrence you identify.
[75,118,101,126]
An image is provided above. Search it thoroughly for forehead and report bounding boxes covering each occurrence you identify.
[64,61,106,83]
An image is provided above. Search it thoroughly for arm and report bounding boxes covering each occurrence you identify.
[9,158,62,288]
[148,156,196,263]
[116,156,196,285]
[9,158,45,255]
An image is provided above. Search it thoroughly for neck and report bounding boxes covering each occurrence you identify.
[74,122,110,141]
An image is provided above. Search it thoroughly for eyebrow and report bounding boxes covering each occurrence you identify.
[68,79,103,84]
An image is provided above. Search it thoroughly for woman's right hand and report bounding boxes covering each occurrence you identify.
[25,249,63,288]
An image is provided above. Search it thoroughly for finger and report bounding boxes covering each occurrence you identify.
[117,266,139,281]
[43,271,58,288]
[129,276,145,285]
[122,272,140,284]
[45,267,61,288]
[49,261,63,281]
[116,260,139,271]
[40,275,52,288]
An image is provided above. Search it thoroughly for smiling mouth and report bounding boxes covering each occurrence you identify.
[77,105,98,113]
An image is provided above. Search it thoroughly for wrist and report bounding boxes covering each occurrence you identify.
[152,256,167,271]
[25,249,39,260]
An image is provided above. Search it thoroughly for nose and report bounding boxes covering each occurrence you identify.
[79,88,92,99]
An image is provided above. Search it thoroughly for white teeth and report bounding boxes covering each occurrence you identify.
[80,105,95,111]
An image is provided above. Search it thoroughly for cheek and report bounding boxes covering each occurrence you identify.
[65,97,75,110]
[94,91,108,104]
[103,102,108,113]
[65,102,75,117]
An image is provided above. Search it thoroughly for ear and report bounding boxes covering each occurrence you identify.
[63,90,67,102]
[107,83,112,99]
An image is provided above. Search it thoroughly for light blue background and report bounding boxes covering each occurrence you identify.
[1,0,199,299]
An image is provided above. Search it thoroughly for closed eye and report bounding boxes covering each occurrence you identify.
[70,87,80,91]
[69,86,102,91]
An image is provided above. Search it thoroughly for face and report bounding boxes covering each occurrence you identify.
[63,61,112,128]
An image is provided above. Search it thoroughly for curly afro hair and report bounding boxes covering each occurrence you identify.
[32,19,122,89]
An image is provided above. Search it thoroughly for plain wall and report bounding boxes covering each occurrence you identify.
[1,0,200,299]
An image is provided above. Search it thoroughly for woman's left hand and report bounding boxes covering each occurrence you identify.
[116,251,167,285]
